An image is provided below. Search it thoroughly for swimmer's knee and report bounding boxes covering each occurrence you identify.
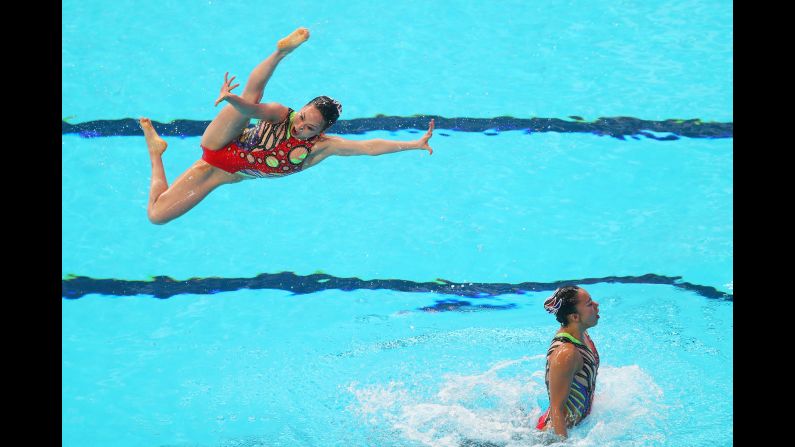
[148,214,169,225]
[147,208,172,225]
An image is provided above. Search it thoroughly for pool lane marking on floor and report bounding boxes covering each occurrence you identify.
[62,272,733,302]
[62,116,732,140]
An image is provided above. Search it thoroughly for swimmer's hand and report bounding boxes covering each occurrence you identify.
[418,119,434,155]
[214,72,240,107]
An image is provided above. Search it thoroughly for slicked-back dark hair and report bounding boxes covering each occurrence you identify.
[543,286,581,326]
[306,96,342,131]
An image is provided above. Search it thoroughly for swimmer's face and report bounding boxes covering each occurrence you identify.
[573,289,600,328]
[292,105,326,140]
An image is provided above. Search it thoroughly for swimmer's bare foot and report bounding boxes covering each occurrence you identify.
[139,118,167,156]
[277,27,310,53]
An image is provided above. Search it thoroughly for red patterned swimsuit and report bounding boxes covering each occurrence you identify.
[201,109,318,178]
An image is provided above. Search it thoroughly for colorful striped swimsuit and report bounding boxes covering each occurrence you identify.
[537,331,600,429]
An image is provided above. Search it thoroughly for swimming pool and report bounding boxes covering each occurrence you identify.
[62,1,733,446]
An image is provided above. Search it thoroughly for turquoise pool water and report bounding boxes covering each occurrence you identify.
[62,1,733,446]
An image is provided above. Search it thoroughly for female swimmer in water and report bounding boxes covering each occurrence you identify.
[140,27,434,224]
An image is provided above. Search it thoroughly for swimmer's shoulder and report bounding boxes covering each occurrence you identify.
[549,341,584,369]
[311,134,342,150]
[300,134,339,169]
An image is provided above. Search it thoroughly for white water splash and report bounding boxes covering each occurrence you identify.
[348,361,668,447]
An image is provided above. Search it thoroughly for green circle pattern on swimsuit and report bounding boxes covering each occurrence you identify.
[289,147,308,164]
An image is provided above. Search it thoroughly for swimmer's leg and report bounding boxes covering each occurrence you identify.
[141,118,241,225]
[247,27,310,102]
[200,27,310,150]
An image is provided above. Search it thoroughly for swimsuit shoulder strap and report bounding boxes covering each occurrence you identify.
[285,108,296,139]
[554,332,584,345]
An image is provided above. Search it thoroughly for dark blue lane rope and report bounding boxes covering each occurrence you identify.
[61,115,732,140]
[61,272,733,304]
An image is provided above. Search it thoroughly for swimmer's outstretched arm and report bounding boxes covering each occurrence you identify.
[214,72,288,121]
[320,119,435,157]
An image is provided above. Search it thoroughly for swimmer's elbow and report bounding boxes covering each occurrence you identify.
[335,145,378,156]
